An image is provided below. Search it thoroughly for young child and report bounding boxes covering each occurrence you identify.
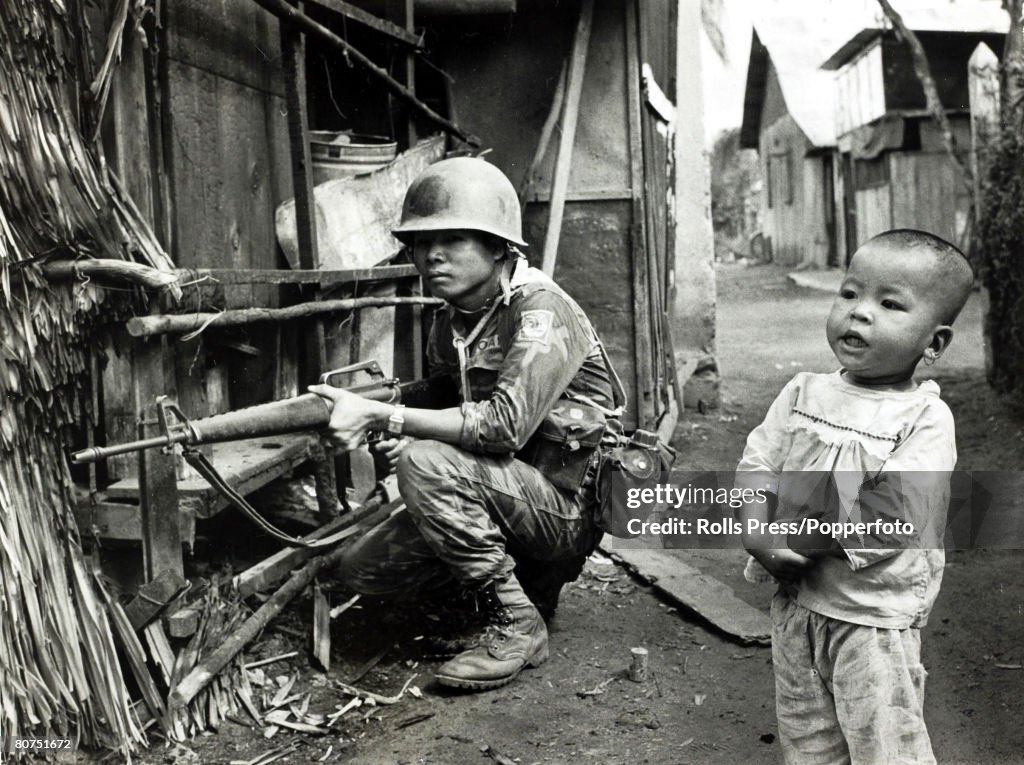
[736,229,974,764]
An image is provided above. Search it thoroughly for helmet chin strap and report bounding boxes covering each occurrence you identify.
[452,249,520,314]
[450,253,522,402]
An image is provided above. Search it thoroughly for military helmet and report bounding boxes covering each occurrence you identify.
[392,157,527,247]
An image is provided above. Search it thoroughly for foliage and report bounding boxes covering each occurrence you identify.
[0,0,169,757]
[708,128,762,258]
[977,129,1024,395]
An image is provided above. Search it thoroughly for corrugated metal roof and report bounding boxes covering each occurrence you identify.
[740,4,853,148]
[740,0,1009,150]
[822,1,1008,69]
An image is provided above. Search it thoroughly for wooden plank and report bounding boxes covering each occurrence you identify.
[167,0,284,96]
[232,476,399,597]
[540,0,593,276]
[525,187,633,204]
[135,338,184,580]
[602,546,771,645]
[308,0,421,47]
[384,0,419,148]
[519,61,566,204]
[105,434,320,519]
[624,0,654,428]
[281,9,341,520]
[101,331,138,482]
[75,497,196,544]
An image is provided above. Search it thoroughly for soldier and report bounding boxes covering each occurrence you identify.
[310,157,624,691]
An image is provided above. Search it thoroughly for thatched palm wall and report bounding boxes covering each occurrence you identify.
[0,1,174,756]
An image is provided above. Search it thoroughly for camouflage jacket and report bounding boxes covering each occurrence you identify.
[427,260,620,455]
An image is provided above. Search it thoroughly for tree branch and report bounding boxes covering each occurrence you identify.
[876,0,973,195]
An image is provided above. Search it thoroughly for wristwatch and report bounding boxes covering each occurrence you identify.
[386,404,406,437]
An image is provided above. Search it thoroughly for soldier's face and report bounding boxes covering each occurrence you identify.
[412,230,504,311]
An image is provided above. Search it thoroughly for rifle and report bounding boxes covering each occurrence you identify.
[71,361,402,466]
[69,361,456,548]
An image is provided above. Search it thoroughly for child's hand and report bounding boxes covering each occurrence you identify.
[750,548,814,583]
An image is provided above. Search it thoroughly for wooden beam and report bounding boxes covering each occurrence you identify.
[307,0,422,48]
[249,0,477,145]
[126,295,442,337]
[519,60,567,204]
[624,0,654,428]
[135,340,184,580]
[281,7,341,522]
[234,496,402,598]
[540,0,593,276]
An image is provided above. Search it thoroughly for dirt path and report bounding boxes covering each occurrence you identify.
[125,263,1023,765]
[676,263,1024,765]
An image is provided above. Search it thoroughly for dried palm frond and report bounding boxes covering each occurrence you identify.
[167,583,252,740]
[0,0,176,759]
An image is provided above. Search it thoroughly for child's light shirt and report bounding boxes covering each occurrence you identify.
[737,371,954,629]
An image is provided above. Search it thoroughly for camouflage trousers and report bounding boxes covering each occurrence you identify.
[336,439,600,598]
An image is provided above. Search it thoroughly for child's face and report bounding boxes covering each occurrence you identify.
[826,241,949,387]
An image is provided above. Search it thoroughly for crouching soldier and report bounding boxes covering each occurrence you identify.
[310,157,624,690]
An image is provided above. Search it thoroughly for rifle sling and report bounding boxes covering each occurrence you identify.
[182,448,394,548]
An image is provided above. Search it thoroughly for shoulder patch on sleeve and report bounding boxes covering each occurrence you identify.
[519,309,554,343]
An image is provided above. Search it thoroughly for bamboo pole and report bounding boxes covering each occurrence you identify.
[126,295,443,337]
[41,258,180,289]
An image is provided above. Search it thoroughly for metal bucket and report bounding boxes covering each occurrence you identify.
[309,132,398,185]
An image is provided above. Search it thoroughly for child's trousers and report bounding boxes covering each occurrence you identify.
[771,592,935,765]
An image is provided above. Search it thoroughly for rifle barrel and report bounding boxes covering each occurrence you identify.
[71,432,188,464]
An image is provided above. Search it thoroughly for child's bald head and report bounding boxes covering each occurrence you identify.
[864,229,974,325]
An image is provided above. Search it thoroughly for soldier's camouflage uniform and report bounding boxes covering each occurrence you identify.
[337,259,619,597]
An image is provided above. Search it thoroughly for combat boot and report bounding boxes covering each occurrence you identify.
[433,574,549,690]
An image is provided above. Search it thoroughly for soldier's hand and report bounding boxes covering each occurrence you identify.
[308,384,387,453]
[371,436,411,471]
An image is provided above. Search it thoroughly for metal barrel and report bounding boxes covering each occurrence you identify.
[70,432,189,464]
[69,383,401,465]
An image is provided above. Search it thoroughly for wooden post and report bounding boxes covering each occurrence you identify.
[969,42,1000,381]
[540,0,593,277]
[624,0,655,427]
[280,6,341,520]
[969,43,1000,208]
[671,0,717,410]
[135,338,183,581]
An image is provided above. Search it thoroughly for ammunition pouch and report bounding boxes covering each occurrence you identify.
[518,400,606,493]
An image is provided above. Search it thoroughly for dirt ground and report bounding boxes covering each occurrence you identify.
[83,263,1023,765]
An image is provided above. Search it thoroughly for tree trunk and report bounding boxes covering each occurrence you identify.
[876,0,973,195]
[976,0,1024,395]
